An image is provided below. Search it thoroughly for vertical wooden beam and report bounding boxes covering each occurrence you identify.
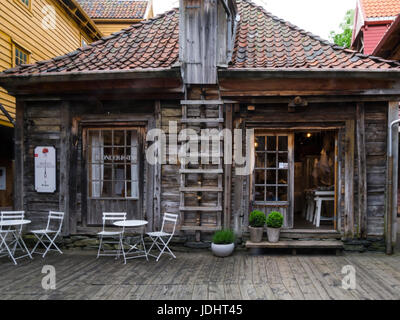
[59,101,71,235]
[146,117,156,233]
[356,103,367,238]
[14,99,24,211]
[344,119,355,239]
[154,100,162,230]
[69,113,79,235]
[224,104,232,229]
[386,101,399,254]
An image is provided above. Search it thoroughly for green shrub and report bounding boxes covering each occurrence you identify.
[249,210,266,228]
[212,229,236,244]
[266,211,284,228]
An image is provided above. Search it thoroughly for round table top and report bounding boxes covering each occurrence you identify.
[0,219,31,227]
[113,220,148,227]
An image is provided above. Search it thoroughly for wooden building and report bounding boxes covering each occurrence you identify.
[352,0,400,54]
[76,0,154,36]
[1,0,400,253]
[0,0,103,209]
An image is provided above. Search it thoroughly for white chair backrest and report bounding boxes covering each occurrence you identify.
[161,213,178,235]
[102,212,126,231]
[46,211,64,232]
[0,211,24,222]
[0,211,25,232]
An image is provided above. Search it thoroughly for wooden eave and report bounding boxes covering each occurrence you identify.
[218,68,400,98]
[57,0,103,41]
[373,15,400,59]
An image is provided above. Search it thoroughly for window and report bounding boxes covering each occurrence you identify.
[254,134,289,203]
[81,35,89,47]
[88,129,139,199]
[21,0,30,7]
[14,45,29,66]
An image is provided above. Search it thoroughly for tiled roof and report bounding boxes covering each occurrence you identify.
[360,0,400,19]
[76,0,149,19]
[2,0,399,78]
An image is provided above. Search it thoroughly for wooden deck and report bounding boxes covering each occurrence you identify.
[1,250,400,300]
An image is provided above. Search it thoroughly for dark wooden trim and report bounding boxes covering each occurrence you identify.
[344,119,355,238]
[356,103,368,238]
[14,99,24,210]
[224,104,233,229]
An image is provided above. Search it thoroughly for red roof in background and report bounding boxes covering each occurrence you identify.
[76,0,149,20]
[1,0,400,78]
[360,0,400,19]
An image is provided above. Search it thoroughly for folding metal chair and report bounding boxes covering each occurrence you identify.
[0,211,32,265]
[97,212,126,260]
[30,211,64,258]
[146,213,178,262]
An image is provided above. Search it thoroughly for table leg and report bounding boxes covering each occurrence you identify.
[0,231,17,265]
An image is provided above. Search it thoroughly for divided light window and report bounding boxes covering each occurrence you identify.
[88,129,139,199]
[14,46,29,66]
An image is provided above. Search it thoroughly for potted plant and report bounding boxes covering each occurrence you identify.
[211,229,235,257]
[266,211,284,243]
[248,210,266,242]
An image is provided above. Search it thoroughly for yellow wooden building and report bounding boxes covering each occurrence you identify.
[0,0,102,208]
[0,0,103,127]
[76,0,153,36]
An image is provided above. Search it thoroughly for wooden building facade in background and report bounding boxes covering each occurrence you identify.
[1,0,400,252]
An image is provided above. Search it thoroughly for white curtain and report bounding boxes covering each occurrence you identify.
[91,133,104,197]
[131,131,139,198]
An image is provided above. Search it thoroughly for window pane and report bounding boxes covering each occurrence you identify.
[103,131,112,145]
[278,136,288,151]
[255,152,265,168]
[101,181,112,197]
[255,136,265,151]
[267,136,276,151]
[278,186,288,201]
[114,131,124,146]
[267,170,276,185]
[255,170,265,185]
[278,170,288,185]
[267,153,276,168]
[103,165,112,181]
[266,187,276,201]
[113,147,125,163]
[255,186,264,201]
[103,147,112,163]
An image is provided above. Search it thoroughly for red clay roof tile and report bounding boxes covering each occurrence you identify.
[2,0,399,78]
[76,0,149,20]
[360,0,400,19]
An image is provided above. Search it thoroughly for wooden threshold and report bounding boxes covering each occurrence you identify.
[246,240,344,249]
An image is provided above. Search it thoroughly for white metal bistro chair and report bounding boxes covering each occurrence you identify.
[97,212,127,260]
[30,211,64,258]
[0,211,32,265]
[146,213,178,262]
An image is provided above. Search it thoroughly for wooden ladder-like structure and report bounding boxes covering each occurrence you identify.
[179,86,224,239]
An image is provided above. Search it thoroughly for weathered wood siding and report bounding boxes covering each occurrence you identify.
[0,0,97,125]
[94,22,137,36]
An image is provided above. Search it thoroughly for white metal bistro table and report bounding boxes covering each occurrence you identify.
[113,220,148,264]
[0,219,33,265]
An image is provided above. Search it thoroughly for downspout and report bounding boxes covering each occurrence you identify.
[387,118,400,254]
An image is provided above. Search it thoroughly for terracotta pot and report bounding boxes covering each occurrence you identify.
[267,227,281,243]
[211,243,235,257]
[249,226,264,242]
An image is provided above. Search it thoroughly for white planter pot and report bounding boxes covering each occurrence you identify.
[267,227,281,243]
[211,243,235,257]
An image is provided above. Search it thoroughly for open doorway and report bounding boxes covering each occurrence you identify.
[294,130,337,230]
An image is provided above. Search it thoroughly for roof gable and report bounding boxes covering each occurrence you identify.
[2,0,399,78]
[76,0,150,20]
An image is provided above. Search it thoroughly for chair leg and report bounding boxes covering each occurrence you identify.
[42,233,62,258]
[97,236,103,259]
[0,232,17,265]
[119,234,126,264]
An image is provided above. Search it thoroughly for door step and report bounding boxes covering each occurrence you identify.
[245,240,344,255]
[280,229,342,240]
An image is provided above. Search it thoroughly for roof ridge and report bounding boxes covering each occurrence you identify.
[240,0,400,68]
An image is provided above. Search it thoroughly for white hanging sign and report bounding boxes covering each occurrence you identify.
[35,146,56,193]
[0,167,6,191]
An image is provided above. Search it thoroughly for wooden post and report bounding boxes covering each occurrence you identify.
[154,100,162,230]
[68,113,79,235]
[224,104,232,229]
[356,103,367,238]
[14,99,24,211]
[386,101,399,254]
[344,119,355,239]
[59,102,71,235]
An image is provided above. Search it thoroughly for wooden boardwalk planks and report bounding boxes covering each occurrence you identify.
[0,251,400,300]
